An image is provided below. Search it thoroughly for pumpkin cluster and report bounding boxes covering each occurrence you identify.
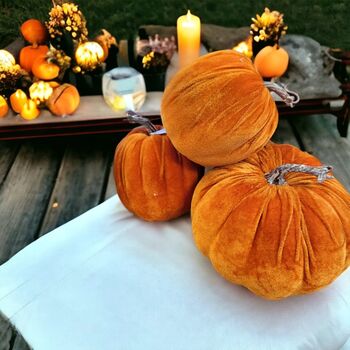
[1,1,119,120]
[113,50,349,299]
[154,49,348,300]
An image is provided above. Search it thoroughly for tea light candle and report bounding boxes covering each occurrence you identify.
[177,10,201,68]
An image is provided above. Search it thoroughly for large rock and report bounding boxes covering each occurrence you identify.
[139,24,250,51]
[279,35,341,99]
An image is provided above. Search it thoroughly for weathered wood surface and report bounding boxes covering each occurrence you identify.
[0,114,349,350]
[38,135,116,236]
[0,312,30,350]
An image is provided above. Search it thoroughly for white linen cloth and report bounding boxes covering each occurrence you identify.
[0,195,349,350]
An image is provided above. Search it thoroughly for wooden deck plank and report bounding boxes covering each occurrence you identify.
[0,313,12,350]
[38,135,116,236]
[104,162,116,201]
[290,114,350,190]
[0,140,63,265]
[0,141,19,187]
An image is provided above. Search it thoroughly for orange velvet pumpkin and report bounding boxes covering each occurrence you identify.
[161,50,278,167]
[19,45,49,72]
[192,143,350,300]
[114,125,203,221]
[32,56,60,80]
[20,19,48,45]
[254,45,289,78]
[47,84,80,116]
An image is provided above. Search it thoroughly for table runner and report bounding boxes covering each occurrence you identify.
[0,196,349,349]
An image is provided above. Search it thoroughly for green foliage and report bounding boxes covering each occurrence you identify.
[1,0,349,49]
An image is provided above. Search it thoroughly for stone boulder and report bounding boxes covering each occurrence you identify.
[279,35,341,99]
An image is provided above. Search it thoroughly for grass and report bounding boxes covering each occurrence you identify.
[0,0,349,50]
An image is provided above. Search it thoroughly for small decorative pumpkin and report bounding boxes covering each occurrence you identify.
[19,45,49,72]
[114,112,203,222]
[20,19,48,45]
[20,99,40,120]
[94,29,118,62]
[192,142,350,300]
[0,50,16,69]
[254,45,289,78]
[29,81,54,105]
[75,41,104,71]
[32,56,60,80]
[0,96,9,118]
[47,83,80,116]
[10,89,28,113]
[161,50,279,167]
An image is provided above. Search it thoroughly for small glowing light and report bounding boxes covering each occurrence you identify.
[233,38,253,59]
[75,41,104,71]
[52,202,59,208]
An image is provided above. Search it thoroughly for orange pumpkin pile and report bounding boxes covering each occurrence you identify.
[113,49,350,300]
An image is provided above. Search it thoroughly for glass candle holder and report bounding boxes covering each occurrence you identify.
[102,67,146,111]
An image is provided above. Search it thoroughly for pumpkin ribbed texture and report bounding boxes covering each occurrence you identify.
[191,143,350,300]
[114,126,203,222]
[161,50,279,167]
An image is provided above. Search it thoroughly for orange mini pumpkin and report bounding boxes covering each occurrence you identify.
[20,19,48,45]
[19,45,49,72]
[192,143,350,300]
[47,84,80,116]
[114,116,203,221]
[10,89,28,113]
[0,96,9,118]
[161,50,278,167]
[254,45,289,78]
[32,56,60,80]
[20,99,40,120]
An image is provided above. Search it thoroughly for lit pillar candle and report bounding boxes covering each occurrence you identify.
[177,10,201,68]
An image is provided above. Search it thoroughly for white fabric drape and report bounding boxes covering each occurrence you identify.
[0,195,349,350]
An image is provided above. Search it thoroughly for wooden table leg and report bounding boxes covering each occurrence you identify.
[336,94,350,137]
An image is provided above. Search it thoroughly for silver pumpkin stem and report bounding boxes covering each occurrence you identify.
[265,163,334,185]
[264,81,300,108]
[126,110,158,134]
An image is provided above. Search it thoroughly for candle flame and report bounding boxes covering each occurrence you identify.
[186,10,192,20]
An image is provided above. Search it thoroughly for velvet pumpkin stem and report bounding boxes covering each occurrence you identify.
[126,110,158,134]
[265,163,334,185]
[264,82,300,108]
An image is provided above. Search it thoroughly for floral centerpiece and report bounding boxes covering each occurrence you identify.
[250,8,288,56]
[136,34,176,91]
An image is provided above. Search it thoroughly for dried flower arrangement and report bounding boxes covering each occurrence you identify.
[250,8,288,45]
[137,35,177,73]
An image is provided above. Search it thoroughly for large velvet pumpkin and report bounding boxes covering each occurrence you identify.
[161,50,278,167]
[114,125,203,221]
[191,142,350,300]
